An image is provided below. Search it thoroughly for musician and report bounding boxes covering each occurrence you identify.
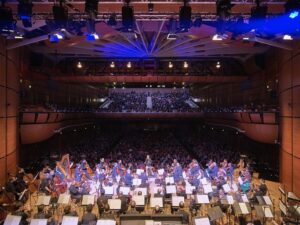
[39,179,52,195]
[5,177,18,199]
[189,159,200,177]
[127,201,138,214]
[206,159,218,179]
[145,155,152,170]
[253,179,268,197]
[63,205,78,217]
[124,169,133,186]
[119,193,129,214]
[74,163,82,182]
[81,204,97,225]
[173,160,183,183]
[69,182,82,200]
[139,170,148,187]
[80,160,92,180]
[175,202,189,225]
[33,205,51,219]
[102,204,115,219]
[153,205,163,214]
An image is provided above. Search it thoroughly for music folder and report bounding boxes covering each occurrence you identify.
[239,203,249,214]
[119,187,130,196]
[196,195,210,204]
[165,177,174,184]
[82,195,95,205]
[133,178,142,186]
[30,219,47,225]
[172,196,185,207]
[61,216,79,225]
[132,195,145,206]
[108,199,121,210]
[186,186,196,195]
[222,184,231,193]
[97,219,116,225]
[203,184,213,194]
[150,197,163,208]
[194,217,211,225]
[254,205,274,218]
[4,215,21,225]
[134,187,147,196]
[58,194,70,204]
[104,186,114,195]
[208,206,223,221]
[36,195,51,206]
[166,185,176,194]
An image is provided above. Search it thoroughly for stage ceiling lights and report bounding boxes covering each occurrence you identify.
[127,61,132,68]
[183,61,189,68]
[110,61,115,68]
[168,62,173,69]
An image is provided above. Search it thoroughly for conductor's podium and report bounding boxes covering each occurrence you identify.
[120,214,185,225]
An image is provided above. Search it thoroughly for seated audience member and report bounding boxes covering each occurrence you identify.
[127,201,139,214]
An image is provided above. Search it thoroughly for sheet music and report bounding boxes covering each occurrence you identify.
[172,196,185,206]
[239,203,249,214]
[4,215,22,225]
[153,186,163,194]
[136,169,143,175]
[58,194,70,204]
[153,222,162,225]
[158,169,164,176]
[203,184,213,194]
[104,186,114,195]
[222,184,231,193]
[226,195,234,205]
[241,194,249,203]
[135,187,147,196]
[119,187,130,195]
[82,195,95,205]
[166,185,176,194]
[196,195,210,204]
[185,186,195,194]
[263,196,272,205]
[133,178,142,186]
[194,218,211,225]
[165,177,174,184]
[96,219,116,225]
[132,195,145,206]
[279,201,287,215]
[232,183,238,192]
[200,178,208,185]
[150,197,163,207]
[36,195,51,205]
[30,219,47,225]
[263,207,273,218]
[108,199,121,210]
[61,216,79,225]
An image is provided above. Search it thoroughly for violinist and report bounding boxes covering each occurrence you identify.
[39,179,52,195]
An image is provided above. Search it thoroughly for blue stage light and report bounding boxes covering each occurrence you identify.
[86,33,99,41]
[289,11,299,19]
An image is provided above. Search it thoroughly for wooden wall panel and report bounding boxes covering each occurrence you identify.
[292,87,300,117]
[293,158,300,197]
[0,87,6,118]
[292,118,300,158]
[7,89,18,117]
[0,158,6,187]
[36,114,48,123]
[281,117,292,154]
[7,118,17,155]
[263,113,276,124]
[279,60,292,92]
[280,150,293,191]
[6,152,17,176]
[250,113,262,123]
[0,119,6,158]
[292,54,300,87]
[279,89,292,117]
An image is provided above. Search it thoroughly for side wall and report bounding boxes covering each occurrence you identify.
[0,38,21,186]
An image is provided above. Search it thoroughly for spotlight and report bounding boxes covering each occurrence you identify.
[110,62,116,68]
[127,61,132,68]
[52,2,68,28]
[17,0,33,28]
[168,62,173,68]
[77,61,82,68]
[183,61,188,68]
[167,33,178,40]
[49,32,64,43]
[289,11,299,19]
[283,34,293,40]
[212,34,224,41]
[285,0,300,17]
[86,32,99,41]
[148,1,154,12]
[216,61,221,68]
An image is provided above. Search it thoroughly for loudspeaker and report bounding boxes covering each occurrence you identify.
[179,5,191,29]
[122,5,134,29]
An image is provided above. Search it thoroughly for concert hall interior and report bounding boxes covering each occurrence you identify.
[1,0,300,224]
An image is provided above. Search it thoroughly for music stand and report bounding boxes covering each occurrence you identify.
[134,187,147,196]
[208,206,223,222]
[132,196,145,206]
[104,186,114,195]
[196,195,210,204]
[166,185,176,194]
[36,195,51,206]
[203,184,213,194]
[165,177,175,184]
[108,199,121,210]
[30,219,47,225]
[4,215,21,225]
[58,194,70,205]
[193,217,211,225]
[82,195,95,205]
[133,178,142,186]
[97,219,116,225]
[150,197,163,208]
[61,216,79,225]
[119,187,130,196]
[254,205,274,225]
